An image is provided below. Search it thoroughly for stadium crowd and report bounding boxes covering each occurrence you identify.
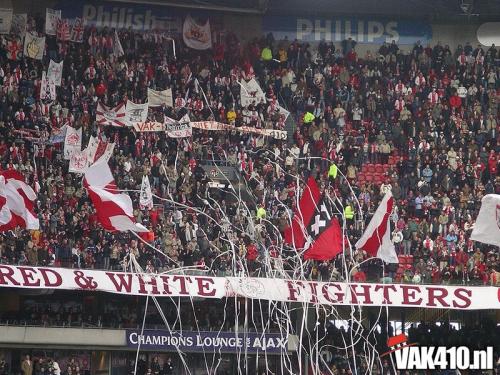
[0,13,498,286]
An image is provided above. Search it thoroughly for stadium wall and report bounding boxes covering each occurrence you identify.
[2,0,493,51]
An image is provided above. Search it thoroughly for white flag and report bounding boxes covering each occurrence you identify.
[97,142,115,163]
[24,33,45,60]
[0,8,13,34]
[63,126,82,159]
[147,88,173,107]
[45,8,61,35]
[139,175,154,209]
[40,71,56,101]
[48,60,63,86]
[275,103,290,121]
[471,194,500,247]
[165,114,192,138]
[11,13,27,37]
[125,101,148,126]
[240,78,266,107]
[113,30,124,57]
[85,135,99,163]
[69,149,89,174]
[182,15,212,50]
[355,191,399,264]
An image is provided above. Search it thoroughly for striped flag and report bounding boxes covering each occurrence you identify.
[96,102,127,127]
[355,191,399,264]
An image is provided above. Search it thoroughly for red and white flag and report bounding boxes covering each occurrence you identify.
[96,102,127,127]
[284,177,343,260]
[86,135,115,164]
[0,171,39,231]
[355,191,399,263]
[84,160,148,233]
[70,18,84,43]
[471,194,500,247]
[284,176,321,249]
[56,18,70,41]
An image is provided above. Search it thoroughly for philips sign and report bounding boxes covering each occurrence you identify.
[263,16,432,45]
[56,0,187,31]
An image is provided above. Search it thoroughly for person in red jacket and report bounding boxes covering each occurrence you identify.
[455,249,469,277]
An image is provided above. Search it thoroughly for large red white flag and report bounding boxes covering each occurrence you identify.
[84,160,148,233]
[355,191,399,263]
[0,171,39,231]
[284,177,343,260]
[471,194,500,247]
[96,102,127,127]
[284,177,321,249]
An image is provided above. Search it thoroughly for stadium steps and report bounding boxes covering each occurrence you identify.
[355,151,402,187]
[285,114,297,146]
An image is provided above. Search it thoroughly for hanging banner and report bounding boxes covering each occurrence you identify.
[139,175,153,209]
[48,60,63,86]
[69,149,89,173]
[0,265,497,310]
[133,121,165,132]
[40,71,56,101]
[63,126,82,159]
[0,8,13,34]
[182,15,212,50]
[24,33,46,60]
[11,13,27,36]
[126,330,291,354]
[45,8,61,35]
[165,114,192,138]
[125,101,148,126]
[96,102,127,127]
[240,79,266,107]
[192,121,287,140]
[147,88,173,107]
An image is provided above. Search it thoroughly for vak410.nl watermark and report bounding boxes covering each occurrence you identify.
[382,334,494,370]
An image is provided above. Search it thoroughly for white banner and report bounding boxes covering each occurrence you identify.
[48,60,63,86]
[24,33,45,60]
[0,8,13,34]
[40,71,56,101]
[85,135,99,163]
[147,88,173,107]
[11,13,27,37]
[0,265,497,310]
[240,78,267,107]
[45,8,61,35]
[192,121,287,140]
[126,101,148,126]
[63,126,82,159]
[182,15,212,50]
[166,114,192,138]
[69,149,89,173]
[98,142,115,163]
[133,121,165,132]
[275,103,290,121]
[140,175,154,209]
